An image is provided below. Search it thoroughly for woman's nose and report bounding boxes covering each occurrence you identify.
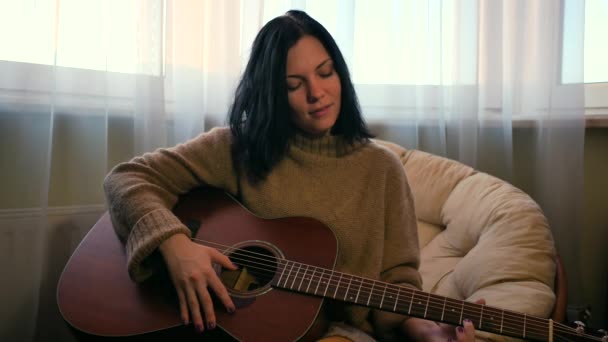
[306,79,324,103]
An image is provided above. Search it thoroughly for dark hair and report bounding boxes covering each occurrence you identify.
[228,10,373,183]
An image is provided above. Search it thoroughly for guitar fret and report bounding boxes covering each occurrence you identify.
[409,291,433,319]
[393,286,401,312]
[370,282,387,310]
[459,300,464,324]
[408,290,414,314]
[354,278,363,304]
[306,267,315,293]
[379,283,387,309]
[423,292,430,318]
[523,314,527,339]
[367,281,375,306]
[344,276,353,301]
[500,310,504,334]
[290,264,302,289]
[314,269,324,294]
[284,261,295,288]
[323,270,333,297]
[431,294,453,323]
[442,298,464,325]
[479,304,483,329]
[333,273,342,299]
[298,265,308,291]
[277,261,290,287]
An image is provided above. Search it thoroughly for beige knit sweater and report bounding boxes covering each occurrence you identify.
[103,126,422,335]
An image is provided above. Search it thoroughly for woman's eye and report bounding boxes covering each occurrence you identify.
[319,68,334,78]
[287,82,302,91]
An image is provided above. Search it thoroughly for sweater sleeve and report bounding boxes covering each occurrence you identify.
[379,156,421,288]
[370,153,422,339]
[103,127,238,282]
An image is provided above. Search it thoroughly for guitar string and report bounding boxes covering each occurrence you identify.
[198,239,596,342]
[221,251,584,341]
[193,238,552,333]
[191,238,599,341]
[220,249,600,341]
[227,251,601,341]
[192,238,597,341]
[219,251,593,342]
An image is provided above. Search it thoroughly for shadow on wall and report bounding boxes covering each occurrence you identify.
[0,207,104,342]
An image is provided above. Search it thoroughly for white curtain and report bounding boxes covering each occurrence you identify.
[0,1,589,341]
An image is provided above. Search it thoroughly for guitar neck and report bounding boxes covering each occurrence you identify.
[273,260,563,342]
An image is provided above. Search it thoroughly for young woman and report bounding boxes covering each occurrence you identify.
[104,10,476,342]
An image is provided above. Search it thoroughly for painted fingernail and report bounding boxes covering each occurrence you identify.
[208,321,216,330]
[197,325,204,333]
[457,326,464,333]
[464,318,472,323]
[228,306,235,314]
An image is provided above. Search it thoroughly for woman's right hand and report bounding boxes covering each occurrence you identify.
[158,233,238,333]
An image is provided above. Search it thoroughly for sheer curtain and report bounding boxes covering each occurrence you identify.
[0,1,588,341]
[1,1,244,341]
[351,0,587,317]
[357,0,589,323]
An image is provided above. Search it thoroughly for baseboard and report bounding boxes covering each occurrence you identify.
[0,205,106,234]
[0,204,106,220]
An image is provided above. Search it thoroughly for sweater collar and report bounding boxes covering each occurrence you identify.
[291,131,366,157]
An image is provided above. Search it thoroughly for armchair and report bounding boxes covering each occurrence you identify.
[376,140,563,341]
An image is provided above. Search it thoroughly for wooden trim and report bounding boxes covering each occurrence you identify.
[585,114,608,128]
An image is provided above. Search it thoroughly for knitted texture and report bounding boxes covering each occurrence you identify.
[103,126,421,335]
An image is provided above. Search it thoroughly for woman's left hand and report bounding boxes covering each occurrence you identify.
[455,319,476,342]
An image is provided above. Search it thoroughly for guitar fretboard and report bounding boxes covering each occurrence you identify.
[272,259,590,342]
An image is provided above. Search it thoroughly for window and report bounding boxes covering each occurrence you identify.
[580,0,608,112]
[559,0,608,113]
[582,0,608,84]
[1,0,607,114]
[0,0,164,76]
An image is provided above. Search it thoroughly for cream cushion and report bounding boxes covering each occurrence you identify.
[376,140,557,341]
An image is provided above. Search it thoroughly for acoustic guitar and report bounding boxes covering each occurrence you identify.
[57,188,606,342]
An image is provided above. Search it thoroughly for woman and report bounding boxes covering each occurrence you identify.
[104,10,476,341]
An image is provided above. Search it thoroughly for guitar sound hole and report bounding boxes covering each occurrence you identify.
[220,244,278,298]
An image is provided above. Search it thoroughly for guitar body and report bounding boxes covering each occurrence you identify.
[57,188,338,341]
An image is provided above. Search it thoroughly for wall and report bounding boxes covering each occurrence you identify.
[580,128,608,328]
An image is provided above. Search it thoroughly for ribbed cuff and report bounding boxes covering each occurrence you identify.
[126,209,192,282]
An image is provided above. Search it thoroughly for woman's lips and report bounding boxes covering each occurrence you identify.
[310,104,332,117]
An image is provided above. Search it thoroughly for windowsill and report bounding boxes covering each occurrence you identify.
[2,60,607,128]
[511,112,608,128]
[368,113,608,129]
[585,114,608,128]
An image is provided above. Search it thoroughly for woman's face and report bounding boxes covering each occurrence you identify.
[285,35,341,137]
